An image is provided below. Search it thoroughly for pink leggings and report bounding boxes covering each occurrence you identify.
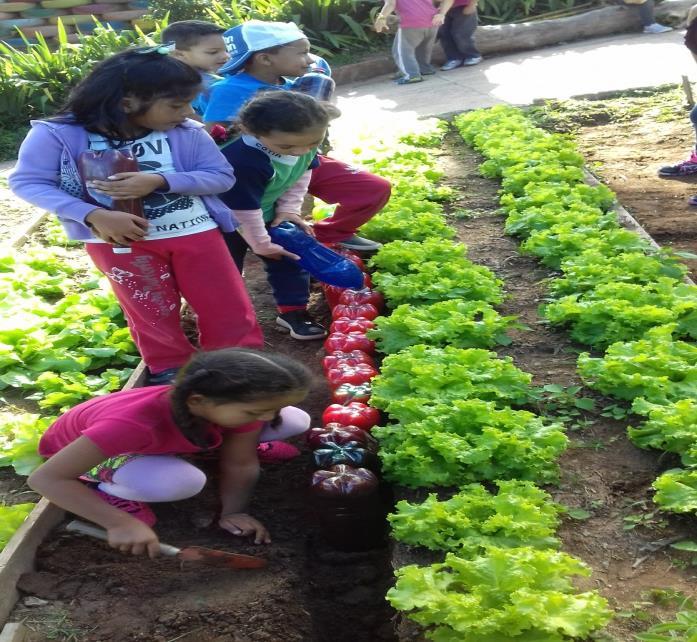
[97,406,310,502]
[86,229,263,372]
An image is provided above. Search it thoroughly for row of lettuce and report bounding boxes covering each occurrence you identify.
[456,105,697,515]
[354,123,613,641]
[0,219,137,550]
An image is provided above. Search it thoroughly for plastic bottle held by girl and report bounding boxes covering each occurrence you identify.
[310,464,386,551]
[78,149,145,254]
[267,222,364,288]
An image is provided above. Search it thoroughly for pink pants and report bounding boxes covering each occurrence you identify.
[97,407,310,502]
[309,156,392,244]
[86,229,263,372]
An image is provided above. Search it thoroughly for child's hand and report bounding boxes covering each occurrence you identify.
[374,14,388,32]
[86,208,149,245]
[270,211,315,237]
[253,242,301,262]
[89,172,167,199]
[107,521,160,558]
[432,12,446,26]
[219,512,271,544]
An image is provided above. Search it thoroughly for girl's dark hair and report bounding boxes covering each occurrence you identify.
[170,348,313,446]
[53,47,201,139]
[237,91,340,136]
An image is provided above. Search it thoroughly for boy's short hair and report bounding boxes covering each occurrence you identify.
[161,20,225,50]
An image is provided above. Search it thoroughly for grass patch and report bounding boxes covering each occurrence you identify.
[0,123,30,163]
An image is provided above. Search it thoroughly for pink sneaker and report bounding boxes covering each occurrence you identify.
[659,150,697,178]
[93,488,157,526]
[256,441,301,464]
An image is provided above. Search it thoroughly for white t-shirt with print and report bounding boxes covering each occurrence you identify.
[85,130,218,241]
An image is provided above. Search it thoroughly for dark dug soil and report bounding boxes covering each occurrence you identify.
[394,130,696,642]
[12,263,396,642]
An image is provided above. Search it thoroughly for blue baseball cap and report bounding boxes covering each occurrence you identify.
[219,20,307,76]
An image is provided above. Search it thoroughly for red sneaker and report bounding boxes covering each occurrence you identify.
[256,441,301,464]
[93,488,157,526]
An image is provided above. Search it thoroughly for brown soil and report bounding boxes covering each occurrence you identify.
[576,110,697,280]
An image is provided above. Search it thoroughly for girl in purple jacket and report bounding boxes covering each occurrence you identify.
[10,48,263,385]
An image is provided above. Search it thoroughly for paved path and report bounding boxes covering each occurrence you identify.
[332,29,693,152]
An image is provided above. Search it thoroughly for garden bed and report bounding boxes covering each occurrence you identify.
[4,101,697,640]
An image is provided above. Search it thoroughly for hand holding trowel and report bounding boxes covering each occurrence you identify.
[66,520,267,569]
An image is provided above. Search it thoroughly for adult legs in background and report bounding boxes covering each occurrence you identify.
[392,28,427,80]
[622,0,671,32]
[415,26,438,74]
[658,104,697,178]
[439,8,481,69]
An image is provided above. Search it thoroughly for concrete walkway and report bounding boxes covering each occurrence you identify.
[332,29,694,152]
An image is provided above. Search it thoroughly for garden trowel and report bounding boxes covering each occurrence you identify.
[66,519,267,569]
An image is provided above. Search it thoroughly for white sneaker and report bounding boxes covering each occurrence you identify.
[643,23,672,34]
[463,55,483,66]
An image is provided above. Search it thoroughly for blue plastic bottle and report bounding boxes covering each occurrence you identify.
[267,222,365,289]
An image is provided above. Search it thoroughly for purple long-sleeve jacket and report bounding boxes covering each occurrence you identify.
[9,118,238,241]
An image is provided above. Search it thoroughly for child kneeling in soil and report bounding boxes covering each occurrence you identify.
[27,348,312,556]
[219,91,341,340]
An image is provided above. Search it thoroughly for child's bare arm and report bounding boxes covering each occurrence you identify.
[28,436,160,557]
[374,0,397,32]
[218,428,270,544]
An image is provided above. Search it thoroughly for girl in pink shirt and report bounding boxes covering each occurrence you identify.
[29,348,312,556]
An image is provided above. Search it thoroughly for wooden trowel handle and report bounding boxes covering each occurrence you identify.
[66,520,181,556]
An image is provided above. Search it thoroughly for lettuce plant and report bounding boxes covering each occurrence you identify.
[388,547,612,642]
[368,299,516,354]
[371,345,532,416]
[389,480,560,555]
[374,399,567,487]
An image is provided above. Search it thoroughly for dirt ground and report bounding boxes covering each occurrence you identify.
[7,94,697,641]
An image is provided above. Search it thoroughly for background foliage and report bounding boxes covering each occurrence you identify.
[0,0,599,160]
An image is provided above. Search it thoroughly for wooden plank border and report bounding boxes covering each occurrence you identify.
[0,214,147,632]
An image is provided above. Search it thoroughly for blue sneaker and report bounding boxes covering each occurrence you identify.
[395,75,423,85]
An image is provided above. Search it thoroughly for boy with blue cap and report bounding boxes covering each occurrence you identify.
[204,20,391,256]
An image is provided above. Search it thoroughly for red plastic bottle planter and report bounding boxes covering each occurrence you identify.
[325,363,377,388]
[322,350,375,373]
[322,402,380,431]
[307,423,376,449]
[332,382,372,404]
[322,284,347,310]
[338,288,385,312]
[329,317,375,334]
[331,303,379,321]
[324,331,375,355]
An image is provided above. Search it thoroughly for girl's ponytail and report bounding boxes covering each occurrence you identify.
[236,91,340,137]
[170,348,313,446]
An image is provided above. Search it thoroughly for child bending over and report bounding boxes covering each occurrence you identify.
[219,92,340,340]
[28,348,312,555]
